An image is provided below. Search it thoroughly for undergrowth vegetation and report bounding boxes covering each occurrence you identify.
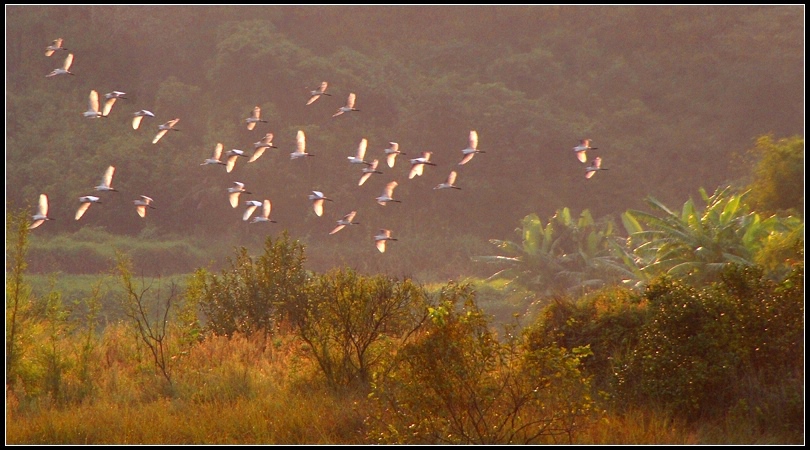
[6,209,804,444]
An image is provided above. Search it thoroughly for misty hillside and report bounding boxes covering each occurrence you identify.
[6,5,804,280]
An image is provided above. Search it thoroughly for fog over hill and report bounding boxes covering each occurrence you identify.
[6,5,804,280]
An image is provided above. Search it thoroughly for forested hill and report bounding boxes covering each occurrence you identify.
[6,6,804,277]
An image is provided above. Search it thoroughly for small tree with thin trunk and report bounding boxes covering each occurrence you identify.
[116,251,176,386]
[6,209,33,390]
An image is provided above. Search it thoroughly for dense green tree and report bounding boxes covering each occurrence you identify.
[741,134,804,216]
[523,287,648,394]
[618,264,804,425]
[193,231,309,343]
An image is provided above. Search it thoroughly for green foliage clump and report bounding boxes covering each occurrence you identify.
[742,134,804,216]
[619,263,804,427]
[618,186,804,288]
[191,231,309,341]
[474,208,627,298]
[298,268,430,388]
[524,287,648,394]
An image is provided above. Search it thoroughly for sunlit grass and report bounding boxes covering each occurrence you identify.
[7,325,368,444]
[575,407,698,444]
[6,319,802,445]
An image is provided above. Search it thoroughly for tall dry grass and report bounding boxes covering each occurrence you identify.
[6,311,802,444]
[7,324,368,444]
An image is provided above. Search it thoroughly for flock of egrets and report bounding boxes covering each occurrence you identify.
[30,37,608,254]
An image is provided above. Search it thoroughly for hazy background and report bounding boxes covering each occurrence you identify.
[6,5,804,281]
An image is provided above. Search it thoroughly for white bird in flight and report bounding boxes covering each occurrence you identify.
[245,106,268,131]
[46,52,74,77]
[408,152,437,179]
[458,130,485,165]
[585,156,608,179]
[384,142,406,168]
[228,182,251,208]
[45,38,68,57]
[329,210,359,235]
[94,165,118,192]
[358,159,383,186]
[250,199,277,224]
[133,195,156,218]
[29,194,54,229]
[308,190,333,217]
[250,132,278,163]
[434,171,461,190]
[102,91,127,117]
[332,92,359,117]
[153,118,180,144]
[374,229,397,253]
[132,110,155,130]
[83,90,105,119]
[242,200,263,221]
[291,130,313,159]
[75,196,102,221]
[376,181,401,206]
[225,149,248,173]
[347,138,371,165]
[573,139,597,164]
[202,143,227,167]
[306,81,331,105]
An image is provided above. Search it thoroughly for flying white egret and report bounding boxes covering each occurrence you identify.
[573,139,598,164]
[347,138,371,165]
[384,142,406,168]
[45,38,68,57]
[434,171,461,190]
[585,156,608,179]
[225,149,248,173]
[29,194,54,229]
[458,130,485,165]
[102,91,127,116]
[250,133,277,162]
[374,229,397,253]
[329,210,359,235]
[245,106,268,131]
[332,92,359,117]
[202,143,227,166]
[308,191,333,217]
[250,199,276,224]
[132,110,155,130]
[83,90,105,119]
[46,52,74,77]
[358,159,383,186]
[133,195,156,218]
[291,130,313,159]
[408,152,437,179]
[94,165,118,192]
[153,118,180,144]
[306,81,331,105]
[75,196,101,221]
[228,182,251,208]
[376,181,401,206]
[243,200,263,221]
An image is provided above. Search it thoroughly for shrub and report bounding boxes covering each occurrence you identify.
[297,268,431,388]
[367,283,596,444]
